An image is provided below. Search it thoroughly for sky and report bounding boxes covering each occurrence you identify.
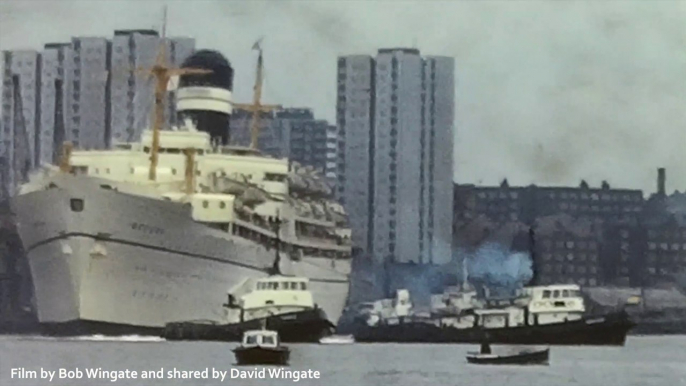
[0,0,684,194]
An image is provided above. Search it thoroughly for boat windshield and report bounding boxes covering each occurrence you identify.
[541,288,581,299]
[262,335,275,345]
[246,335,258,344]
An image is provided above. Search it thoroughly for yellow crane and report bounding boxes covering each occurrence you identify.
[143,6,212,181]
[59,6,212,182]
[233,39,282,149]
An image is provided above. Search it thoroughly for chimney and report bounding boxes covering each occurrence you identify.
[658,168,666,196]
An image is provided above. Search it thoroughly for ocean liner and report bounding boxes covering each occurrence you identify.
[0,35,352,335]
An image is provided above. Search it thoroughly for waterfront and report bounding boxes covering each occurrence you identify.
[1,335,684,386]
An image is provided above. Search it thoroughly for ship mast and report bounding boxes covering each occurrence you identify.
[233,39,282,149]
[143,6,212,181]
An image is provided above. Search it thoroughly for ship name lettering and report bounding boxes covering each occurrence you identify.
[132,289,169,301]
[130,222,165,235]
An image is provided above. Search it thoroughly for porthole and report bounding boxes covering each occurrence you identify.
[70,198,84,212]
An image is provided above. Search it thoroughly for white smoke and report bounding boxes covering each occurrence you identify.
[464,242,534,295]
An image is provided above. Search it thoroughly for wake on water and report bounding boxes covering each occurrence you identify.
[70,335,165,342]
[7,334,165,343]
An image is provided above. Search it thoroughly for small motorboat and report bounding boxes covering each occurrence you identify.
[319,334,355,345]
[233,330,290,365]
[466,343,549,365]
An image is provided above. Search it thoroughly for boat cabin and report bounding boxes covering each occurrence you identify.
[524,284,585,324]
[241,330,281,348]
[234,329,290,365]
[224,276,316,323]
[254,276,309,292]
[474,308,525,329]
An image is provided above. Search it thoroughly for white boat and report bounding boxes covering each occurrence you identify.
[163,275,334,342]
[2,33,352,336]
[319,334,355,345]
[233,330,290,365]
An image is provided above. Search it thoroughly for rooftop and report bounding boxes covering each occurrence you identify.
[378,47,421,55]
[114,29,159,37]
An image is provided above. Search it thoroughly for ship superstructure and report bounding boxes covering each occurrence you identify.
[31,121,353,266]
[361,284,586,327]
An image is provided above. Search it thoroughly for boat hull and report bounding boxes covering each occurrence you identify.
[163,308,333,343]
[466,349,549,365]
[233,346,290,366]
[2,174,350,335]
[351,311,635,346]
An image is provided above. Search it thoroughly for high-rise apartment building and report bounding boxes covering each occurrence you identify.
[230,108,334,176]
[69,37,109,150]
[336,48,455,265]
[40,43,70,164]
[1,50,40,189]
[110,30,194,145]
[336,55,375,255]
[0,30,195,194]
[324,123,338,189]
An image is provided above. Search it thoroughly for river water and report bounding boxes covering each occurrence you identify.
[1,335,684,386]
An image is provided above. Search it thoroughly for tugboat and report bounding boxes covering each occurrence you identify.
[349,284,635,345]
[233,330,290,365]
[163,276,333,342]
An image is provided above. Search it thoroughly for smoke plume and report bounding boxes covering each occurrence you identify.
[464,242,533,296]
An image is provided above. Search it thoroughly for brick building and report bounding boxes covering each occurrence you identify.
[531,214,604,286]
[454,169,686,288]
[454,179,643,227]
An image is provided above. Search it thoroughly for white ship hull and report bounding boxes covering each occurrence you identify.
[9,175,350,334]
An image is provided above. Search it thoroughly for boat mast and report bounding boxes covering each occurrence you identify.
[233,39,281,150]
[268,210,282,275]
[144,6,212,181]
[59,142,73,173]
[183,148,195,195]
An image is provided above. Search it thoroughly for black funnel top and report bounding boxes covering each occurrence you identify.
[179,50,234,91]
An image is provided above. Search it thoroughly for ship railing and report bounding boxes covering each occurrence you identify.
[235,211,278,233]
[295,215,334,228]
[286,243,351,260]
[295,232,351,247]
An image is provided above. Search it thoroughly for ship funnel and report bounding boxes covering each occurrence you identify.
[177,50,234,145]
